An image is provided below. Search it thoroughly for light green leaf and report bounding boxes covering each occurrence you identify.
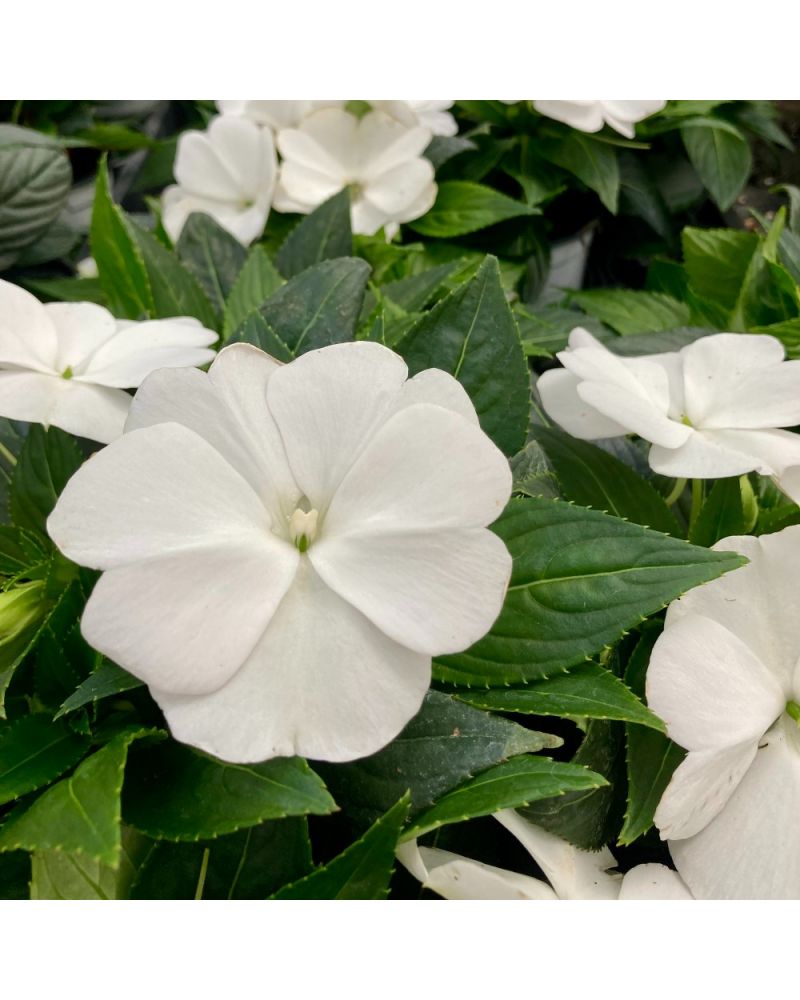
[681,118,752,211]
[176,212,247,319]
[402,756,608,841]
[122,742,336,841]
[272,796,410,899]
[55,661,143,719]
[409,181,536,238]
[568,289,691,335]
[682,227,759,324]
[275,188,352,278]
[30,825,147,899]
[435,497,747,686]
[222,244,284,338]
[398,255,530,455]
[0,713,89,805]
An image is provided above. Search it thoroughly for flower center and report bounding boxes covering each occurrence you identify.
[288,507,319,552]
[787,700,800,727]
[61,366,74,380]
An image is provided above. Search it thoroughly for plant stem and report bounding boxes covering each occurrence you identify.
[664,477,687,506]
[194,847,210,900]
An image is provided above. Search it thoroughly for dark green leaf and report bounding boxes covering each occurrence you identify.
[9,425,82,536]
[398,256,530,455]
[409,181,536,238]
[403,756,608,841]
[0,851,29,898]
[509,439,561,499]
[514,304,611,356]
[122,742,336,840]
[0,418,26,523]
[543,131,620,212]
[222,244,284,338]
[0,525,47,575]
[55,661,142,719]
[382,261,465,313]
[681,119,752,211]
[435,497,747,686]
[689,476,758,547]
[568,289,690,335]
[608,327,712,356]
[275,189,352,278]
[272,796,409,899]
[0,713,89,805]
[176,213,247,318]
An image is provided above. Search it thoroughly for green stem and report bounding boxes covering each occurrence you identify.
[689,479,705,532]
[194,847,210,900]
[10,100,23,124]
[664,477,687,507]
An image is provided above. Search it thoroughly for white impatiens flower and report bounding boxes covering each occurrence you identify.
[537,329,800,498]
[370,101,458,137]
[533,100,666,138]
[215,100,345,131]
[0,279,216,443]
[274,108,437,238]
[398,810,692,900]
[47,341,512,764]
[647,526,800,899]
[162,115,277,245]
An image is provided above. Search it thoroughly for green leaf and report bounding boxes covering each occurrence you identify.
[618,152,672,240]
[275,189,352,278]
[0,713,89,805]
[408,181,536,238]
[30,825,147,899]
[543,130,620,213]
[0,125,72,269]
[19,275,106,306]
[458,661,665,731]
[509,439,561,500]
[122,742,336,840]
[514,304,611,356]
[0,418,26,522]
[0,730,151,866]
[531,425,681,536]
[55,661,143,719]
[272,796,410,899]
[681,118,752,211]
[689,476,758,547]
[402,756,608,841]
[568,289,691,336]
[176,213,248,319]
[398,256,530,455]
[131,818,312,899]
[608,327,711,356]
[381,260,466,313]
[9,426,82,536]
[0,525,48,576]
[317,690,560,826]
[0,851,29,898]
[435,497,747,686]
[90,157,154,319]
[229,257,370,359]
[682,227,759,323]
[222,244,284,338]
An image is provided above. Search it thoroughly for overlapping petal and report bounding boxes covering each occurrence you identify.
[0,279,58,370]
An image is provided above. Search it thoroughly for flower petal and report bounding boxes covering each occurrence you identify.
[153,559,431,763]
[274,161,344,213]
[533,100,606,133]
[617,863,692,900]
[365,160,435,217]
[266,341,409,510]
[654,742,758,840]
[126,344,299,525]
[415,847,558,900]
[0,279,58,371]
[396,368,479,425]
[356,112,432,181]
[310,526,511,655]
[665,530,800,690]
[646,613,785,750]
[277,109,357,176]
[321,403,512,535]
[44,302,117,372]
[670,716,800,898]
[78,317,216,388]
[537,368,630,439]
[0,371,129,443]
[646,427,800,479]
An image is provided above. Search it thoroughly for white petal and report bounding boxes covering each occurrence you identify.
[277,110,358,176]
[349,195,392,237]
[0,371,129,443]
[44,302,117,372]
[421,851,557,900]
[396,368,479,425]
[533,100,606,133]
[365,159,436,217]
[777,465,800,504]
[670,716,800,898]
[126,345,299,526]
[655,742,758,840]
[495,809,621,900]
[78,317,216,388]
[219,101,344,130]
[177,115,276,202]
[0,278,58,371]
[537,368,630,439]
[321,403,512,535]
[666,529,800,690]
[48,422,272,569]
[310,527,511,656]
[154,559,431,763]
[266,341,409,510]
[647,427,796,479]
[618,864,693,900]
[162,186,268,245]
[274,161,344,213]
[646,613,786,751]
[576,378,689,449]
[356,112,432,181]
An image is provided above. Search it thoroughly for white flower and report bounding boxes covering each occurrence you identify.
[533,100,666,138]
[647,526,800,899]
[537,329,800,496]
[75,256,98,279]
[398,810,692,899]
[370,101,457,137]
[162,115,277,245]
[216,100,345,131]
[47,341,512,764]
[0,279,216,444]
[274,108,436,238]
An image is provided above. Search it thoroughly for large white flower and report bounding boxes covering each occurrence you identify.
[370,101,458,137]
[533,100,666,138]
[215,100,345,131]
[162,115,277,245]
[0,280,216,443]
[47,341,512,764]
[398,810,692,899]
[538,329,800,498]
[647,527,800,899]
[274,108,436,238]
